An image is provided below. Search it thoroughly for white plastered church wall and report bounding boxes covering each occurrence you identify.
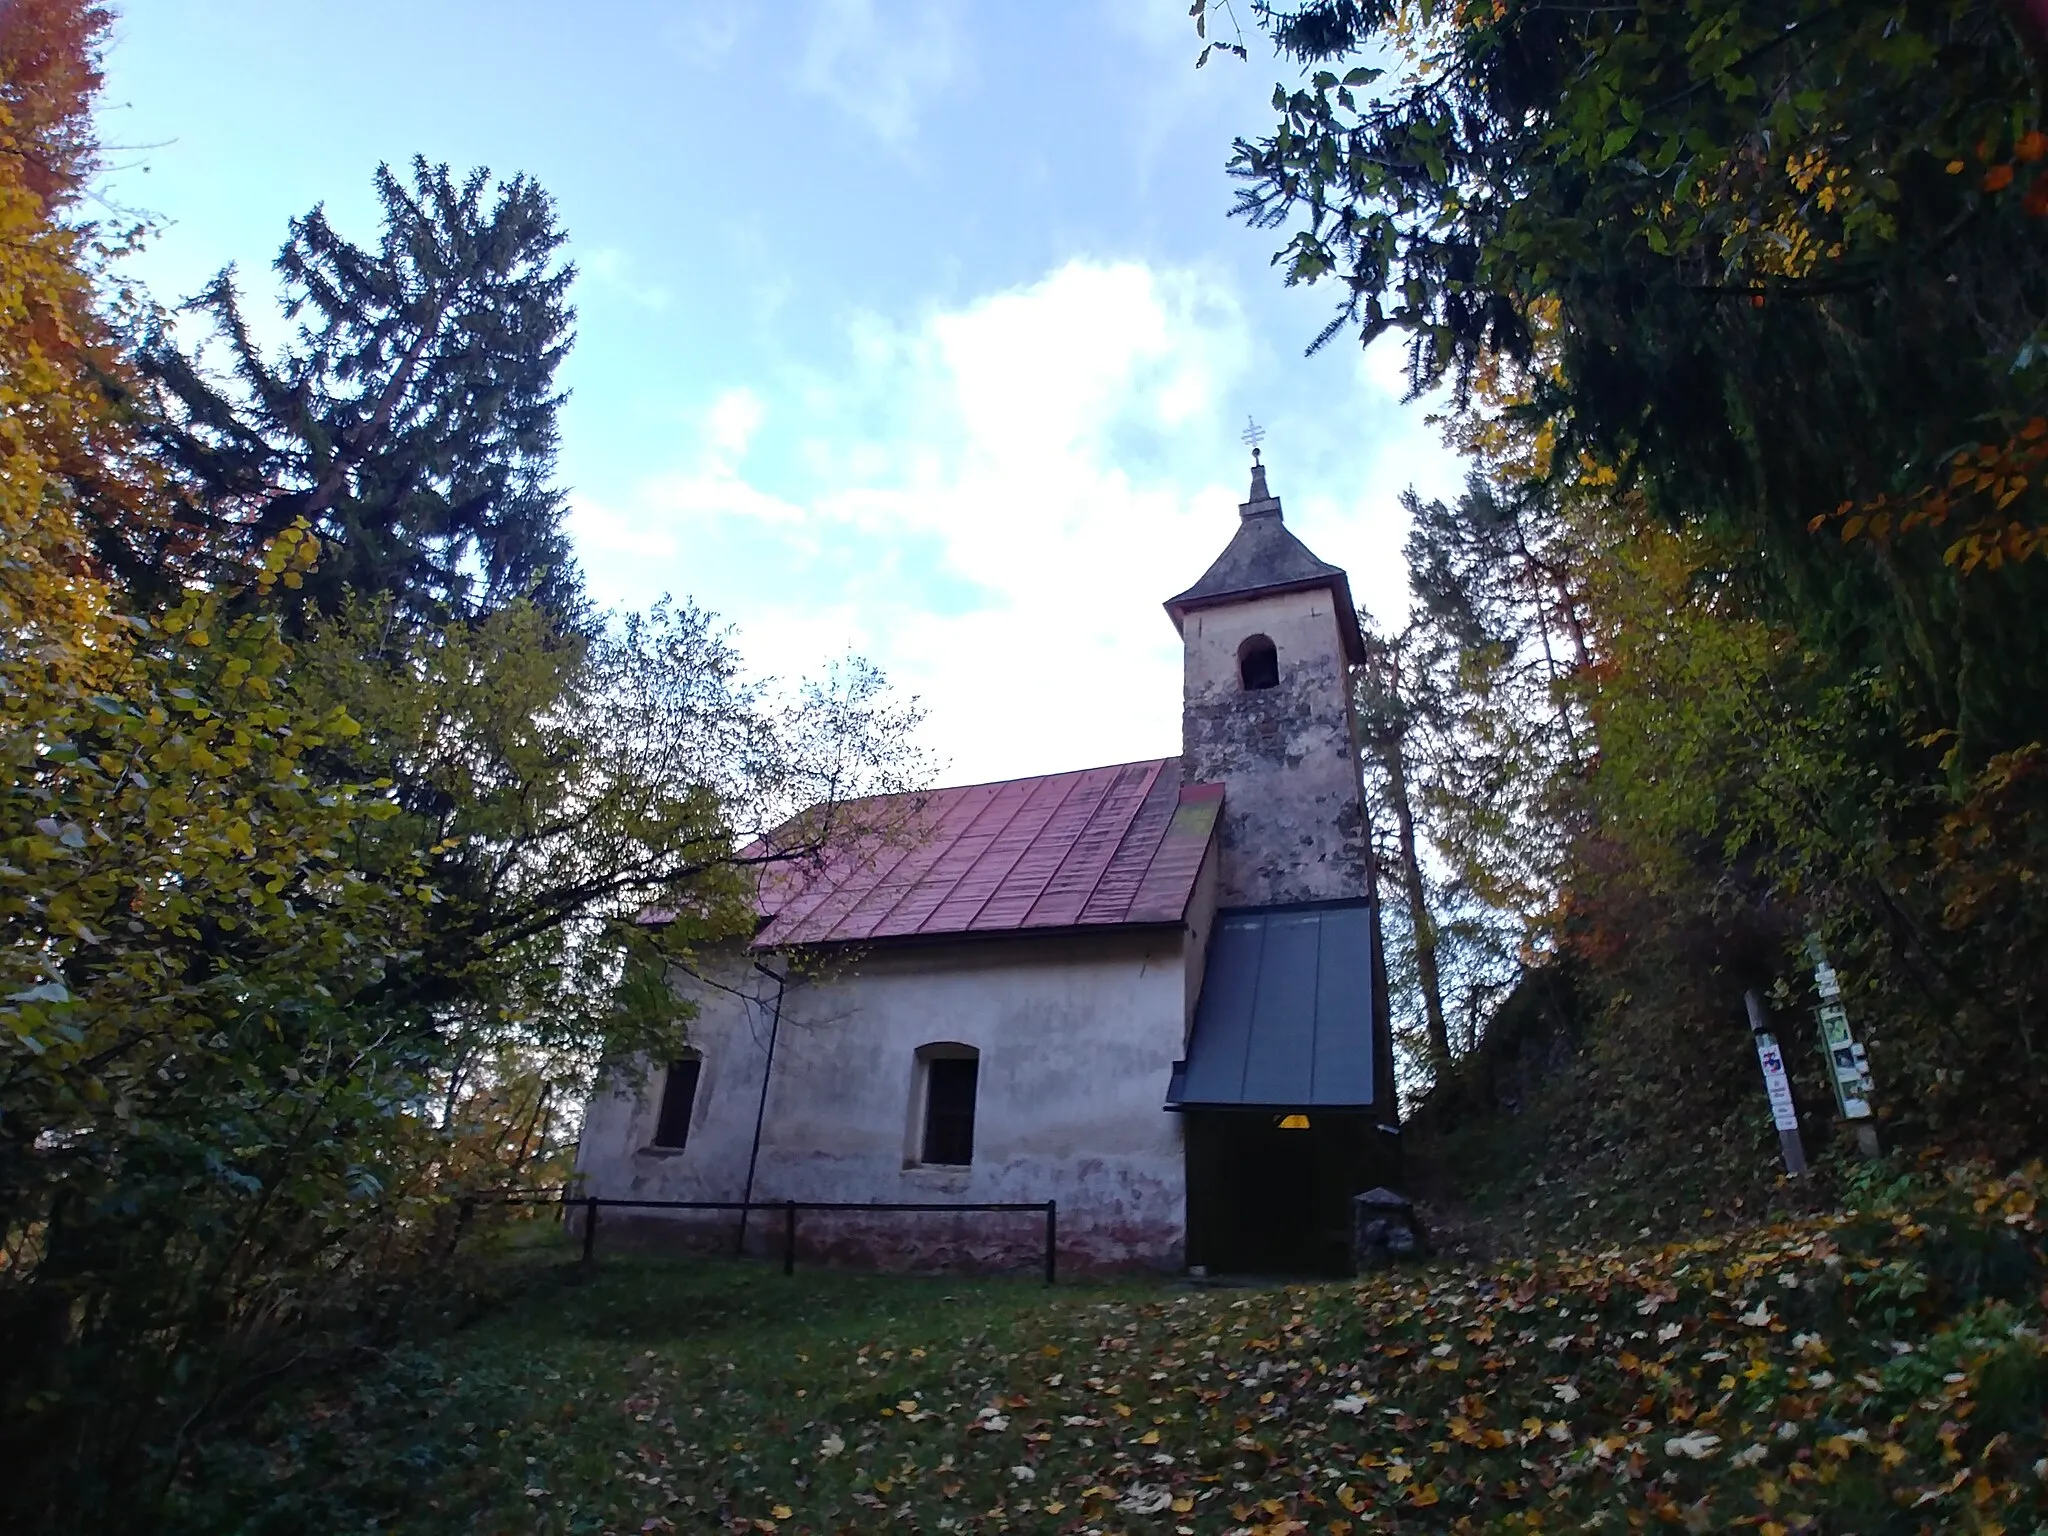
[573,889,1216,1268]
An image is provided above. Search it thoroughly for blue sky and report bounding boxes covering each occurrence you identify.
[100,0,1459,785]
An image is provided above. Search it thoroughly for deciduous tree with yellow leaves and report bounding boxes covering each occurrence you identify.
[1,7,926,1525]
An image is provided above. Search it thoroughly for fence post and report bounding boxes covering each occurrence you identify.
[784,1200,797,1276]
[1044,1200,1057,1287]
[582,1196,599,1263]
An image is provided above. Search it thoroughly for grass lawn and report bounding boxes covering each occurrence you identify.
[177,1166,2047,1535]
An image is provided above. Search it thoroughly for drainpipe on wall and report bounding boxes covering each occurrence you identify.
[735,960,788,1256]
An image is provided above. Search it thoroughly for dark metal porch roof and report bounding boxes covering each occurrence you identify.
[1166,901,1379,1110]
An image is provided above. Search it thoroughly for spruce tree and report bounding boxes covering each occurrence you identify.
[122,157,581,622]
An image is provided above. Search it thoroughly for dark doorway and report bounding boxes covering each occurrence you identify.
[1184,1111,1380,1275]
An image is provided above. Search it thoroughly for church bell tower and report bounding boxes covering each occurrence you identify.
[1162,451,1371,908]
[1162,446,1399,1275]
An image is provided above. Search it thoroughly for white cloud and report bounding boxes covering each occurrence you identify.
[1359,328,1421,403]
[569,258,1453,787]
[796,0,963,147]
[657,4,748,67]
[704,386,765,462]
[580,247,673,311]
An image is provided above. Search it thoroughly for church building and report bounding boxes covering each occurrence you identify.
[573,455,1399,1273]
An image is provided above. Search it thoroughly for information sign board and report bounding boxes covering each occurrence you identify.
[1753,1032,1801,1132]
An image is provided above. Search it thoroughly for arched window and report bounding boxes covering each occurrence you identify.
[1238,634,1279,691]
[914,1043,979,1166]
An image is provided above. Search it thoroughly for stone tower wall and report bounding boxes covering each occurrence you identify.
[1179,587,1370,907]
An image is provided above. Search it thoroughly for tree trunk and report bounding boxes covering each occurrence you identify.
[296,298,447,528]
[1383,726,1452,1068]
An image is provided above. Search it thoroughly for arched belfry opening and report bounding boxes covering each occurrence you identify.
[1237,634,1279,690]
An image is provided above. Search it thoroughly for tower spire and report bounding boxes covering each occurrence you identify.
[1240,416,1271,503]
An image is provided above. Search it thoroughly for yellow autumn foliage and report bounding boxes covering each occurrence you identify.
[0,89,124,699]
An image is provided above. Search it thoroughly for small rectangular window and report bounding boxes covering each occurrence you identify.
[921,1057,977,1166]
[652,1058,701,1150]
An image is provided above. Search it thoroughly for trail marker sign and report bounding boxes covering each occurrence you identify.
[1811,959,1876,1120]
[1744,989,1807,1176]
[1810,951,1881,1158]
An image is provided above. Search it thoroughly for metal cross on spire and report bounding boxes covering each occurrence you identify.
[1240,417,1274,505]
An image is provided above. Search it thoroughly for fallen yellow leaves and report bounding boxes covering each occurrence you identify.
[276,1162,2047,1536]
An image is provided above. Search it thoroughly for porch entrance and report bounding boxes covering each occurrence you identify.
[1183,1110,1379,1276]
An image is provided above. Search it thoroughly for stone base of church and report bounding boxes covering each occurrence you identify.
[777,1209,1179,1276]
[569,1204,1196,1277]
[567,1204,1182,1275]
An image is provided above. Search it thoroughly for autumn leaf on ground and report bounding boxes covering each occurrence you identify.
[171,1166,2047,1536]
[1119,1485,1173,1514]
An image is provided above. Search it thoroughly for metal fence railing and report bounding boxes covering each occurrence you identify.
[476,1190,1060,1285]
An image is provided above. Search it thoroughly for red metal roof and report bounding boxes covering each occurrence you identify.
[751,758,1221,948]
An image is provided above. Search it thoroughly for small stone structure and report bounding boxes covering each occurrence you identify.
[1352,1186,1427,1269]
